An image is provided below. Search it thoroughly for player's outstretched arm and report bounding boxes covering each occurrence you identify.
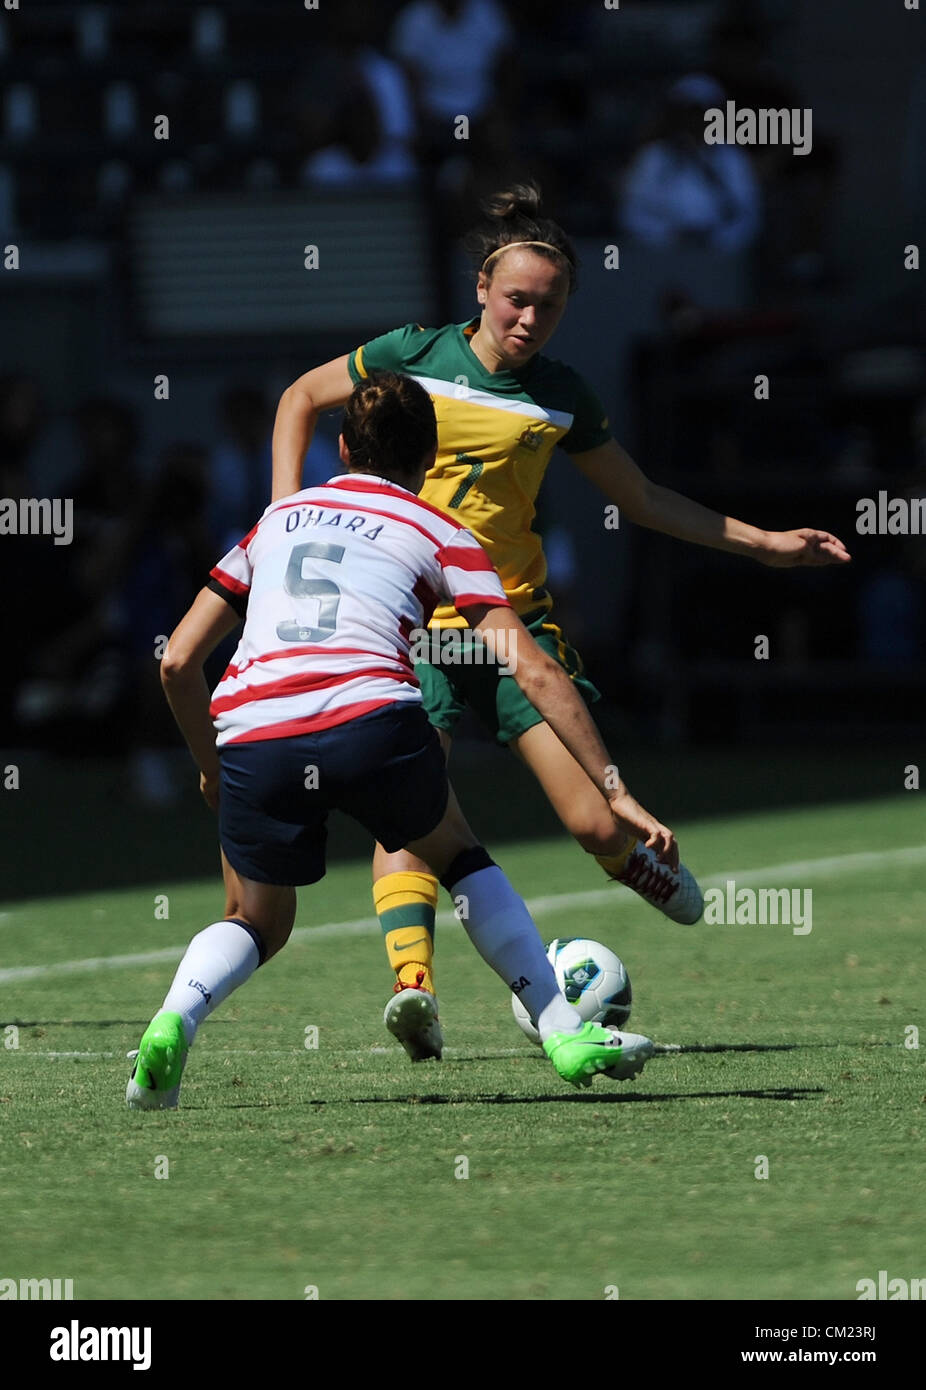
[468,603,678,867]
[569,437,852,567]
[271,355,354,501]
[160,588,242,808]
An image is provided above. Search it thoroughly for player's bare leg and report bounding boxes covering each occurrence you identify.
[511,722,703,923]
[219,852,297,962]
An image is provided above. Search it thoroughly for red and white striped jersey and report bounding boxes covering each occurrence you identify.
[207,474,510,745]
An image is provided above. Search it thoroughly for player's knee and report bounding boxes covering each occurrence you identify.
[438,844,495,893]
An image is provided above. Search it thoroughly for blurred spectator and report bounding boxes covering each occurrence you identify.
[906,56,926,231]
[433,107,542,234]
[708,11,797,127]
[12,409,209,778]
[0,372,43,494]
[619,74,761,255]
[707,14,839,286]
[298,0,418,187]
[16,420,222,799]
[208,386,339,555]
[0,374,47,729]
[14,399,141,741]
[300,426,342,493]
[209,387,273,553]
[301,59,417,187]
[856,418,926,670]
[69,397,140,521]
[124,443,214,665]
[858,566,922,667]
[390,0,511,139]
[123,442,214,805]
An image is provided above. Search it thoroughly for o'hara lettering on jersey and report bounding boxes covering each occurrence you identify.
[284,506,383,541]
[205,474,511,747]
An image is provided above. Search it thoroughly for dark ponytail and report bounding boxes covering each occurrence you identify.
[341,371,437,483]
[464,180,578,292]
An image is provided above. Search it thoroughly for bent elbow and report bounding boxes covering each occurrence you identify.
[159,648,188,687]
[282,378,316,417]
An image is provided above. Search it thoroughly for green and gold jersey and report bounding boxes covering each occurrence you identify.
[347,318,610,626]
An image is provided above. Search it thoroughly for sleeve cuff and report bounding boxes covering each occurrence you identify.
[206,575,247,620]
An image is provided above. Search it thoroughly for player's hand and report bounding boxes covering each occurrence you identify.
[607,791,679,871]
[200,770,220,811]
[758,528,851,567]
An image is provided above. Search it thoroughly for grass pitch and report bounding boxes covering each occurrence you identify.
[1,793,924,1301]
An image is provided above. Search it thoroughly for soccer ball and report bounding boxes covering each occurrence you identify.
[512,937,633,1045]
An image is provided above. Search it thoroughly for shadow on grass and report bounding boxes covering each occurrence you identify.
[216,1085,823,1107]
[465,1041,902,1059]
[137,1083,824,1114]
[5,1018,160,1028]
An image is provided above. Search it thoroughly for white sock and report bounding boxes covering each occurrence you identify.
[452,866,582,1041]
[536,992,584,1041]
[158,920,261,1046]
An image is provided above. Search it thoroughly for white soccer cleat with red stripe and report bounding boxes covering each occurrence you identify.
[613,843,703,924]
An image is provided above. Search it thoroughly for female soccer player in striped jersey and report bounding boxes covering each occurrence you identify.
[127,373,676,1106]
[271,183,851,1061]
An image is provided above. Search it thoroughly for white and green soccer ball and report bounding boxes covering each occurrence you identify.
[512,937,633,1045]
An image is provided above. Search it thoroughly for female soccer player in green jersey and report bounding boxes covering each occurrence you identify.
[271,182,850,1060]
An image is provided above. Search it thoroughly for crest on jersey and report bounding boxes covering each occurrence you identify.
[517,427,543,452]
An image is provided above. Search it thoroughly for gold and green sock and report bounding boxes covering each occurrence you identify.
[373,871,439,993]
[595,836,637,881]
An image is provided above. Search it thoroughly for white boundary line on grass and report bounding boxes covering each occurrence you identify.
[2,843,924,986]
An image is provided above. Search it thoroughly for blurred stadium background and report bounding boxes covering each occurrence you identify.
[1,0,924,897]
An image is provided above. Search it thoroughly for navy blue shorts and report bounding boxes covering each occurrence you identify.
[218,703,449,886]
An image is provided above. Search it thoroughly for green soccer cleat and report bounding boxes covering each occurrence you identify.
[126,1012,188,1110]
[543,1021,654,1088]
